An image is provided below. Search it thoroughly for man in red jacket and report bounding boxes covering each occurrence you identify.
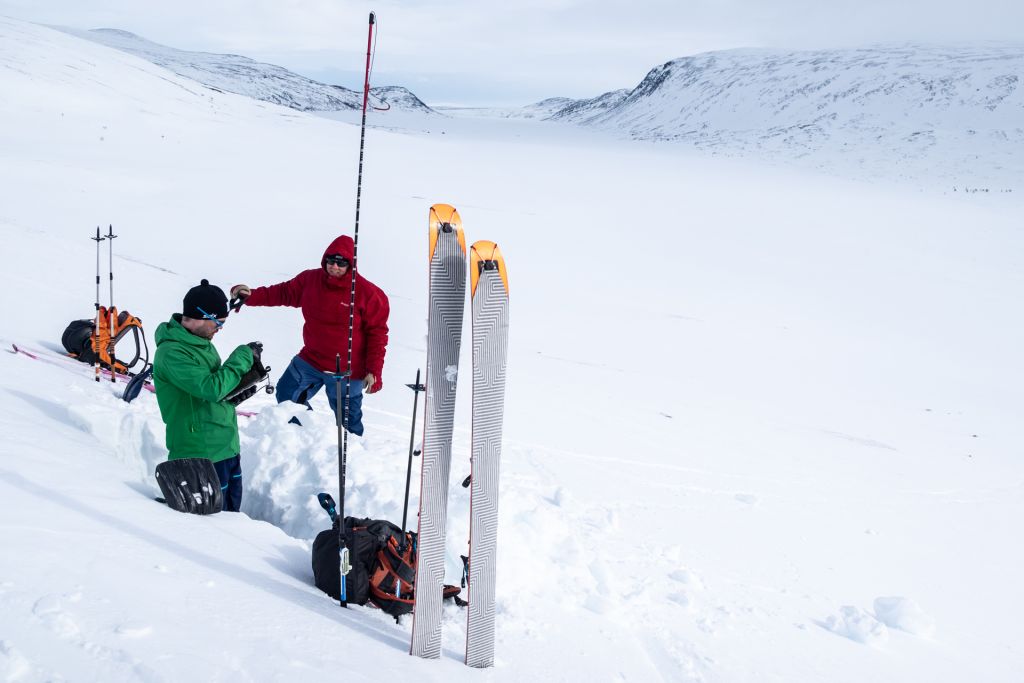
[230,235,389,435]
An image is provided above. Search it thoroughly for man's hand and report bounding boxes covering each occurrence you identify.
[363,373,379,394]
[227,385,258,406]
[247,342,263,361]
[229,285,251,313]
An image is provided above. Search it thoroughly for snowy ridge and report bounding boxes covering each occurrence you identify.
[546,45,1024,183]
[57,26,436,114]
[545,88,629,124]
[369,85,437,115]
[518,97,577,119]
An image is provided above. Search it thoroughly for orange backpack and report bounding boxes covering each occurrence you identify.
[61,308,149,375]
[92,306,148,374]
[367,529,463,617]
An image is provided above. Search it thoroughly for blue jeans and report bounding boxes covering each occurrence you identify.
[213,455,242,512]
[275,355,364,436]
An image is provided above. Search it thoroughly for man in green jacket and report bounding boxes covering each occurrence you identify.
[153,279,256,512]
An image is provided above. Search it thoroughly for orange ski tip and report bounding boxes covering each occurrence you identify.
[428,203,465,262]
[470,240,508,297]
[430,203,458,222]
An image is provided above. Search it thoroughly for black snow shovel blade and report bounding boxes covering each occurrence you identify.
[155,457,223,515]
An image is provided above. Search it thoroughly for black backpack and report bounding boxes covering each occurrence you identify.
[61,319,98,364]
[311,517,385,606]
[311,496,462,616]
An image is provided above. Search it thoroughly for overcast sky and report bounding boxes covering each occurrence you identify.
[4,0,1022,105]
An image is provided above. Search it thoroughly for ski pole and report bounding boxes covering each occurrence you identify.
[106,225,117,382]
[401,369,425,546]
[335,354,351,606]
[91,227,105,382]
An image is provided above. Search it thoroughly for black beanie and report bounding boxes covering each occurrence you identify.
[183,279,229,319]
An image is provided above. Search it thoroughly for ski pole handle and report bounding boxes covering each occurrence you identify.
[317,492,337,523]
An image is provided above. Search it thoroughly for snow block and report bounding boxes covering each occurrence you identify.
[873,597,936,637]
[825,606,889,646]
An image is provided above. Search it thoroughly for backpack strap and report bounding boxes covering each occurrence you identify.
[379,538,416,586]
[89,307,148,374]
[444,584,465,606]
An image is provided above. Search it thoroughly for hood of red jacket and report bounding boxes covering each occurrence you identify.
[322,235,354,267]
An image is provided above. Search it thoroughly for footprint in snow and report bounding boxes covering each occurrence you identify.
[32,595,81,639]
[669,568,704,591]
[0,640,34,681]
[549,486,571,507]
[115,622,154,638]
[667,591,692,609]
[583,594,614,615]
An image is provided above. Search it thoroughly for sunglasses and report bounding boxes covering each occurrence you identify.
[196,306,226,328]
[325,255,351,268]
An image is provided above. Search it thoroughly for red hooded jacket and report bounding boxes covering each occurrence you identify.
[245,235,389,391]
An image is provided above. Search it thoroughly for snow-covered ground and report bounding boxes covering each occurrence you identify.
[437,97,578,120]
[1,17,1023,682]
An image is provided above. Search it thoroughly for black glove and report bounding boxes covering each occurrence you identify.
[247,342,263,361]
[227,385,258,406]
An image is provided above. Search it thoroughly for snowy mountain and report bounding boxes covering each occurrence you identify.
[2,16,1023,682]
[518,96,577,119]
[546,89,630,124]
[369,85,435,114]
[57,26,437,114]
[546,45,1024,183]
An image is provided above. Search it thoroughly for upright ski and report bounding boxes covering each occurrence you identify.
[464,240,510,668]
[410,203,467,659]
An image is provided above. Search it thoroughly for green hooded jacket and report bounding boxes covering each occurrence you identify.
[152,315,254,462]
